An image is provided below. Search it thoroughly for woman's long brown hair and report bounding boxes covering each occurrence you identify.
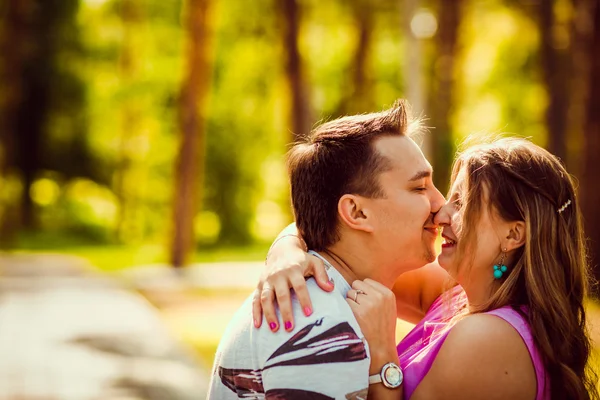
[453,138,598,399]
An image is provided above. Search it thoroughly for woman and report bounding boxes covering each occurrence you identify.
[253,138,599,399]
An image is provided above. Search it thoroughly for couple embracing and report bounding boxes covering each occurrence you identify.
[207,100,598,400]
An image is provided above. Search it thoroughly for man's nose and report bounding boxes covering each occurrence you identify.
[433,204,450,226]
[430,186,446,214]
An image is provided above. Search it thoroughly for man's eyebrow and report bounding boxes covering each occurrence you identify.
[408,170,432,181]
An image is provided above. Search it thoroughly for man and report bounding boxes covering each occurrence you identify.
[206,100,445,399]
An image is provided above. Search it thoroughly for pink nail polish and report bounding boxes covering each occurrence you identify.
[269,322,277,331]
[284,321,292,330]
[304,306,312,316]
[253,319,259,328]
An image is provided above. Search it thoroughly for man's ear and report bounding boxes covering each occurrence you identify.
[504,220,526,251]
[338,194,374,233]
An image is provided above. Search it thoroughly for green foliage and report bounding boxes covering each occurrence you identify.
[455,0,546,144]
[13,230,268,271]
[0,0,582,257]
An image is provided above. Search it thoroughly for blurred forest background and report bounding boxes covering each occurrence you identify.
[1,0,600,277]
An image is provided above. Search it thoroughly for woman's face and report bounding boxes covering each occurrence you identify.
[434,166,504,283]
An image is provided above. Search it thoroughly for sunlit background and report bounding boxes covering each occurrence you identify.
[0,0,599,397]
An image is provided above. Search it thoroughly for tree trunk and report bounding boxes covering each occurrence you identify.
[581,0,600,294]
[346,0,374,114]
[115,0,143,243]
[566,0,596,175]
[15,0,61,231]
[0,0,28,244]
[280,0,311,142]
[171,0,213,268]
[10,0,53,231]
[402,0,431,159]
[539,0,570,163]
[429,0,463,195]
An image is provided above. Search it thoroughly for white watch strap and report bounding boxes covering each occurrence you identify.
[368,373,382,385]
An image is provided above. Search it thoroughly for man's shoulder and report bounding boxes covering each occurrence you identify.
[255,279,361,345]
[303,277,352,313]
[211,281,370,399]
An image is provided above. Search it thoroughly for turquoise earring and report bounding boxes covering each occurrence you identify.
[493,249,508,279]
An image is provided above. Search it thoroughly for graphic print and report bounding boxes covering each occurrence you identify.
[218,318,368,398]
[264,318,367,369]
[219,367,264,397]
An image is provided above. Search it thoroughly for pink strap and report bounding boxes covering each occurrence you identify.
[485,307,548,400]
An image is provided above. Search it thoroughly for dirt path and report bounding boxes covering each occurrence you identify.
[0,253,208,400]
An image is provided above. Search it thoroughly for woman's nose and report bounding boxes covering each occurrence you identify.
[433,203,452,226]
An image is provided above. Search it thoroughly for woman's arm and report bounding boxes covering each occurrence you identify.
[392,262,451,324]
[346,279,404,400]
[252,223,333,331]
[253,224,449,331]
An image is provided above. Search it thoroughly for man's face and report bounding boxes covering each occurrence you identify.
[364,136,445,270]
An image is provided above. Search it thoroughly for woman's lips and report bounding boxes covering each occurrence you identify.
[441,233,457,249]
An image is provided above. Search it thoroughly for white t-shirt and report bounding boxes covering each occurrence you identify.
[206,251,370,399]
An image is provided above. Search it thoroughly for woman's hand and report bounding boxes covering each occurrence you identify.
[252,235,334,332]
[346,279,399,375]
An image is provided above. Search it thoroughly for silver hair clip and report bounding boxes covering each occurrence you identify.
[557,199,571,214]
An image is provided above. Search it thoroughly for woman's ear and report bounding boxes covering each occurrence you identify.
[338,194,374,233]
[505,220,526,251]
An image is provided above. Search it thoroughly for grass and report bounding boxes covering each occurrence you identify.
[7,230,269,272]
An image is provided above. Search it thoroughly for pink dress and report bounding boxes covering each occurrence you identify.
[396,286,548,399]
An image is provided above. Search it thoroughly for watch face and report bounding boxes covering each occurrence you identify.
[383,363,403,388]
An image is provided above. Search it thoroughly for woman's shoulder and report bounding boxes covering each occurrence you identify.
[451,311,540,390]
[412,312,537,399]
[451,311,532,347]
[449,309,539,370]
[483,305,530,335]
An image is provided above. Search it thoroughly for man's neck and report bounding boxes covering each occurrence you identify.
[319,238,395,287]
[316,247,359,287]
[317,237,403,289]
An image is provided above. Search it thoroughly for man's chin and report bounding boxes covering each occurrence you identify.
[423,246,438,264]
[423,254,436,265]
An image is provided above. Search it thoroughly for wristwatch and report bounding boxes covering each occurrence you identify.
[368,362,403,389]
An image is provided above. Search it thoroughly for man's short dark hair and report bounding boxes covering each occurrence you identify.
[287,99,417,250]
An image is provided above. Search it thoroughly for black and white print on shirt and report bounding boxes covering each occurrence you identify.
[218,318,368,399]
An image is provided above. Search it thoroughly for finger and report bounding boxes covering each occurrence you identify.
[260,285,279,332]
[346,288,356,302]
[363,278,396,302]
[351,280,371,294]
[308,255,334,292]
[346,289,366,305]
[273,279,295,331]
[252,275,267,328]
[251,289,263,328]
[289,274,313,318]
[345,297,361,316]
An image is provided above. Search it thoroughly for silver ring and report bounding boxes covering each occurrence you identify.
[353,289,365,303]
